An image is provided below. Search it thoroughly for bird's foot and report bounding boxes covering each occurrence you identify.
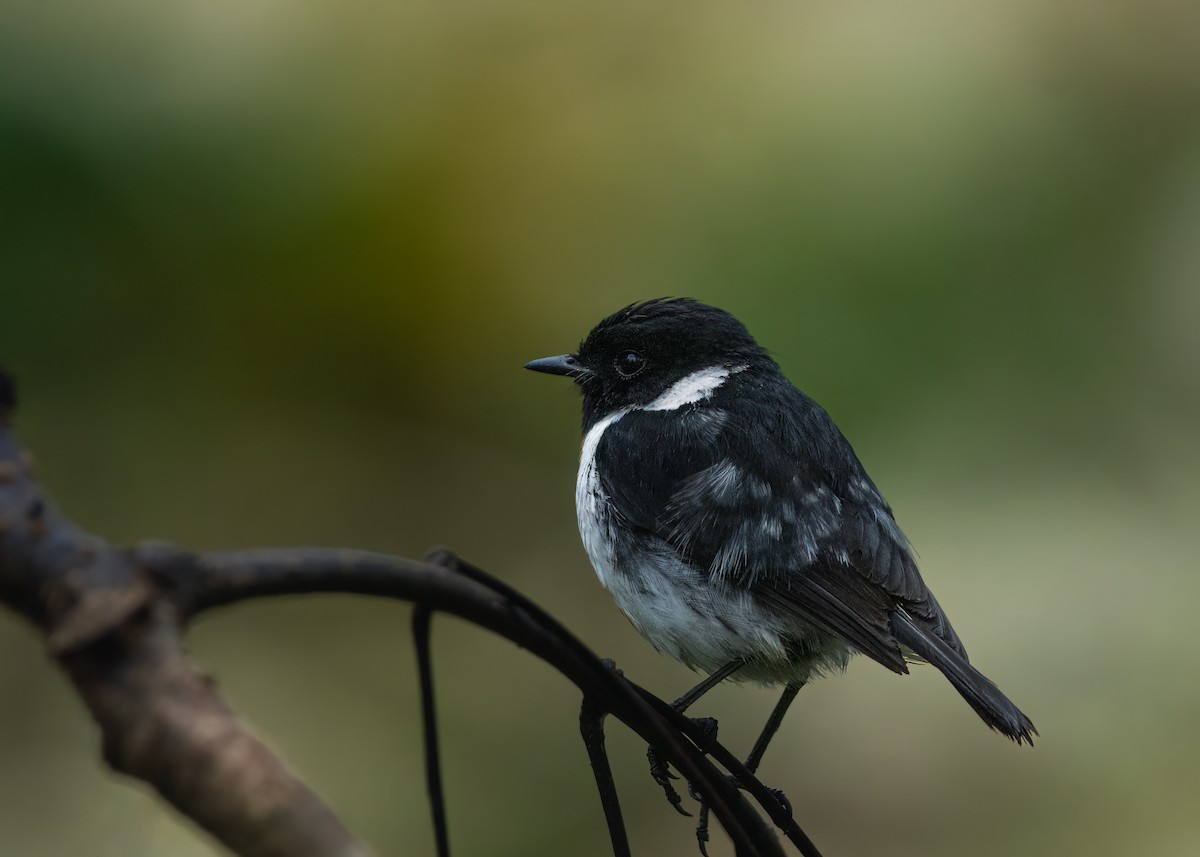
[647,744,688,817]
[688,776,793,855]
[764,786,792,818]
[646,716,719,817]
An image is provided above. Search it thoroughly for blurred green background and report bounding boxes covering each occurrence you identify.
[2,1,1198,855]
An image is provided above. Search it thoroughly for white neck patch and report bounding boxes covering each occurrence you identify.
[644,365,746,412]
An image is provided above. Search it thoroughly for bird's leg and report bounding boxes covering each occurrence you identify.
[744,681,803,778]
[739,681,803,819]
[673,660,745,711]
[691,681,804,854]
[647,660,744,815]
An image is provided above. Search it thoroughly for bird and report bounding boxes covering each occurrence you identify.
[525,298,1035,821]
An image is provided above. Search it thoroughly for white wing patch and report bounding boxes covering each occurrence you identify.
[701,459,744,505]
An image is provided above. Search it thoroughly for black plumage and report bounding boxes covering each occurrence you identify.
[528,298,1036,745]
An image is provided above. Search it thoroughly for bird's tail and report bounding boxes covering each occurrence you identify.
[890,609,1037,745]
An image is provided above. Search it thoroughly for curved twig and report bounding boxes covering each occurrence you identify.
[149,547,796,855]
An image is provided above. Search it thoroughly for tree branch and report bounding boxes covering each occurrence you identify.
[0,367,821,857]
[0,370,369,857]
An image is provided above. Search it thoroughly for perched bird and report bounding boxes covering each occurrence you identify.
[526,299,1036,776]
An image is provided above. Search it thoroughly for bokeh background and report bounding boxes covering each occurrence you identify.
[2,2,1199,855]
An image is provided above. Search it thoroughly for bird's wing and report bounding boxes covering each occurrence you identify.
[594,397,963,674]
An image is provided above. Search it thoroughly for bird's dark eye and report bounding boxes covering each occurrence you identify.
[615,350,646,378]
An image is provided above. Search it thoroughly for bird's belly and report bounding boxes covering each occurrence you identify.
[578,494,846,683]
[604,545,798,675]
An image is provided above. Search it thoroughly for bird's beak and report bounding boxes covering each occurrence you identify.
[524,353,584,377]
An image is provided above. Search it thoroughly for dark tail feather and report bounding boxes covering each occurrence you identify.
[890,609,1037,745]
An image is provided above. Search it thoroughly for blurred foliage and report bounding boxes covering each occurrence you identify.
[2,1,1199,855]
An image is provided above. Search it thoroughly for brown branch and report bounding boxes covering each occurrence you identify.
[0,370,369,857]
[0,367,820,857]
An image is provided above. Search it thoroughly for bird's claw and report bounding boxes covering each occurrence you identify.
[648,746,691,816]
[695,801,712,857]
[647,713,721,816]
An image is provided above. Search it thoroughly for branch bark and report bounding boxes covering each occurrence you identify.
[0,371,369,857]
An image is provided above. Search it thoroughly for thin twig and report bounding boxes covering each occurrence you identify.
[413,606,450,857]
[580,690,631,857]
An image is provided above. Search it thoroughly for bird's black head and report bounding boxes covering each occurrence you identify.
[525,298,772,429]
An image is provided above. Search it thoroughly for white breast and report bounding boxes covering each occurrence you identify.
[575,408,628,591]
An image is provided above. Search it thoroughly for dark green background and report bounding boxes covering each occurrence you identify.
[3,2,1198,855]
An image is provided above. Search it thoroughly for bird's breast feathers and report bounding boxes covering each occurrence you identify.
[574,403,847,679]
